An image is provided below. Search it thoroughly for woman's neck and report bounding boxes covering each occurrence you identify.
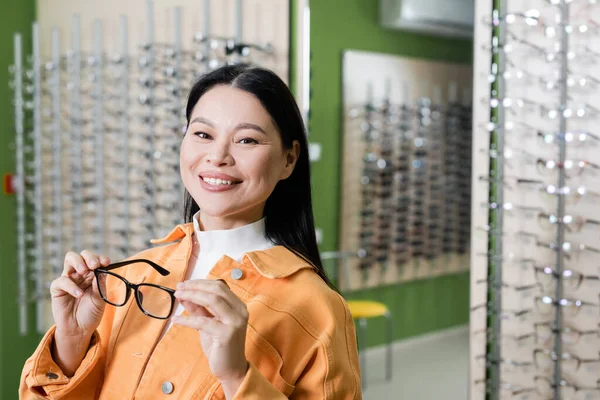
[197,210,264,231]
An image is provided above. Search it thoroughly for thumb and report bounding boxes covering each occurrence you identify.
[181,300,212,317]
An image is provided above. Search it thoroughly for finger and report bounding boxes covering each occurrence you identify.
[66,270,88,286]
[64,251,86,275]
[216,279,229,289]
[80,250,102,270]
[177,279,237,307]
[98,254,111,267]
[178,280,248,319]
[50,276,84,299]
[172,315,226,336]
[180,299,212,317]
[174,290,235,323]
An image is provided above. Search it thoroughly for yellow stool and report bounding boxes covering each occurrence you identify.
[347,300,393,389]
[320,250,393,390]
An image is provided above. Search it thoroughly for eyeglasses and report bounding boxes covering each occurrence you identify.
[535,295,598,317]
[536,158,600,178]
[533,348,600,372]
[538,129,600,146]
[534,238,600,256]
[94,258,175,320]
[476,277,540,298]
[534,265,600,291]
[473,378,535,397]
[482,10,541,28]
[486,30,600,64]
[516,178,600,204]
[534,321,599,345]
[471,327,536,345]
[534,376,600,398]
[482,203,596,230]
[536,212,600,233]
[474,354,533,373]
[470,302,533,320]
[493,62,600,94]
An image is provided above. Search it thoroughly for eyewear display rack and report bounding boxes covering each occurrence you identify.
[470,0,600,399]
[339,51,473,291]
[9,0,287,335]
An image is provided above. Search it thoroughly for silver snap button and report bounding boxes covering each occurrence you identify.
[161,381,174,394]
[231,268,243,280]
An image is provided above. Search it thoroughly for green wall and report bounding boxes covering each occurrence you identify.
[307,0,473,347]
[0,2,38,399]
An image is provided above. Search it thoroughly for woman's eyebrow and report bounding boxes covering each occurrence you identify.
[190,117,215,127]
[190,117,266,135]
[234,122,266,135]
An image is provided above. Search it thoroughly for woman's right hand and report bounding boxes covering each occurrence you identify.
[50,250,112,339]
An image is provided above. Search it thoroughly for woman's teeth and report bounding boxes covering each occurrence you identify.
[202,177,235,186]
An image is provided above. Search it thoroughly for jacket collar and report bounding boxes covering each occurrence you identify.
[150,223,315,279]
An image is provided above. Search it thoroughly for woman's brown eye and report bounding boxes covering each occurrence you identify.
[239,138,258,144]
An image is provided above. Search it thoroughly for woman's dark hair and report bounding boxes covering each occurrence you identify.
[182,64,334,290]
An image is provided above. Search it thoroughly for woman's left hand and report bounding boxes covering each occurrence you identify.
[173,279,249,390]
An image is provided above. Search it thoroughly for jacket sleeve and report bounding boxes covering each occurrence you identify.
[18,325,106,400]
[18,251,149,399]
[233,293,362,400]
[19,286,119,400]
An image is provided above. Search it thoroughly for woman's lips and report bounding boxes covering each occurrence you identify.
[198,175,241,192]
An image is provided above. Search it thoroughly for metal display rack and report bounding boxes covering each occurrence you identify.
[9,0,281,335]
[339,51,473,291]
[470,0,600,399]
[344,80,472,288]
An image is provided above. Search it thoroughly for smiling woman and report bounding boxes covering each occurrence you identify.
[19,65,362,400]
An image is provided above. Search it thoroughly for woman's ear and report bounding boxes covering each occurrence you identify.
[280,140,301,180]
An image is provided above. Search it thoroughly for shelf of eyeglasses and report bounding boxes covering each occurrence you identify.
[483,95,600,122]
[473,375,600,400]
[474,274,599,308]
[354,128,465,149]
[347,104,470,124]
[481,21,600,65]
[484,66,600,100]
[475,349,600,380]
[485,118,600,144]
[480,150,600,179]
[473,322,600,348]
[18,113,185,137]
[478,204,600,237]
[470,292,600,320]
[393,205,466,223]
[356,238,469,260]
[25,194,180,217]
[474,274,600,302]
[357,212,469,231]
[13,80,183,106]
[477,227,600,261]
[478,182,600,212]
[10,36,272,70]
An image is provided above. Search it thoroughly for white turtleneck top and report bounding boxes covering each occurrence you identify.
[162,212,274,334]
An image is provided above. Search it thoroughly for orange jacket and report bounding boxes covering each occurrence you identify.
[20,223,362,399]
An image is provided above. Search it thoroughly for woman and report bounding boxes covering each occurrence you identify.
[20,64,362,399]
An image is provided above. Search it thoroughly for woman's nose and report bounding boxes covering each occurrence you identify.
[206,143,233,166]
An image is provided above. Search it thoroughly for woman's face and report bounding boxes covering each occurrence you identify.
[180,85,299,230]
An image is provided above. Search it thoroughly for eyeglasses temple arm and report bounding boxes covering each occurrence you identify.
[99,258,170,276]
